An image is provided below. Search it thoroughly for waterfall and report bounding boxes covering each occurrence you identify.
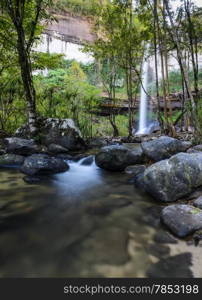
[136,45,150,135]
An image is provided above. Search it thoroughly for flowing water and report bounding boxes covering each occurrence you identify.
[137,50,150,135]
[0,157,201,278]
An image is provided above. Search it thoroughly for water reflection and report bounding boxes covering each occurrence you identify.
[0,159,199,277]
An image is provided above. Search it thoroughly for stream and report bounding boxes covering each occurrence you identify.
[0,157,201,278]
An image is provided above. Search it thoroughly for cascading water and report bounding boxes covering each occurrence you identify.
[136,45,150,135]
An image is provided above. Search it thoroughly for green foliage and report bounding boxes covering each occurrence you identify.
[0,0,52,51]
[0,69,27,133]
[195,97,202,143]
[160,69,202,93]
[32,52,65,70]
[34,61,101,137]
[91,115,129,137]
[1,0,202,139]
[53,0,105,16]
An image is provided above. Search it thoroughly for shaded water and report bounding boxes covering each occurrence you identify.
[0,159,200,277]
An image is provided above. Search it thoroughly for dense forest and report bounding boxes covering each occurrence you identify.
[0,0,202,141]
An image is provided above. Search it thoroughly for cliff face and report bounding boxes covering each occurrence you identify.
[46,12,95,44]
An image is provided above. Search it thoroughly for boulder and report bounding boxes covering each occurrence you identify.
[187,144,202,153]
[72,153,87,162]
[141,136,191,161]
[21,154,69,176]
[193,196,202,209]
[161,204,202,237]
[125,164,146,176]
[153,230,177,244]
[0,154,25,166]
[15,117,85,151]
[95,145,144,171]
[148,244,170,257]
[23,176,42,184]
[193,144,202,151]
[123,143,146,160]
[4,137,39,155]
[88,137,108,148]
[142,152,202,202]
[48,143,69,154]
[80,155,94,166]
[147,253,193,278]
[56,153,73,160]
[0,148,5,155]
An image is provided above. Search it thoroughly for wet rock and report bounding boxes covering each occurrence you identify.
[39,145,49,154]
[153,230,177,244]
[4,137,39,155]
[187,144,202,153]
[15,117,86,151]
[95,145,144,171]
[141,136,191,162]
[123,144,145,161]
[187,188,202,200]
[0,154,25,166]
[148,244,170,258]
[147,253,193,278]
[23,176,42,184]
[193,196,202,209]
[0,148,5,155]
[48,143,69,154]
[125,165,146,176]
[72,154,87,162]
[121,136,141,143]
[143,152,202,202]
[187,148,201,153]
[193,144,202,151]
[88,137,108,148]
[193,230,202,246]
[141,206,163,228]
[161,204,202,237]
[56,153,73,160]
[21,154,69,176]
[43,118,86,151]
[134,172,146,190]
[80,155,94,166]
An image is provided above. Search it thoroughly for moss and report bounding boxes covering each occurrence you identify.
[190,208,201,215]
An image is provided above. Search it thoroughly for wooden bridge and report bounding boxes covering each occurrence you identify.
[92,93,185,116]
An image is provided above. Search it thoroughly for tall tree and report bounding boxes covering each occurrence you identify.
[163,0,196,118]
[85,0,151,136]
[1,0,52,135]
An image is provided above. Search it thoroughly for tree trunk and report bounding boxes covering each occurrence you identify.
[164,0,196,130]
[184,0,199,97]
[16,26,37,136]
[109,116,119,137]
[153,0,163,130]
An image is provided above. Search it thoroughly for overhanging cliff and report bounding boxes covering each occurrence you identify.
[46,12,95,44]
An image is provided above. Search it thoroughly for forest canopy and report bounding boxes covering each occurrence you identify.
[0,0,202,140]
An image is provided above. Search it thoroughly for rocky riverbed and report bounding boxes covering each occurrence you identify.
[1,125,202,277]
